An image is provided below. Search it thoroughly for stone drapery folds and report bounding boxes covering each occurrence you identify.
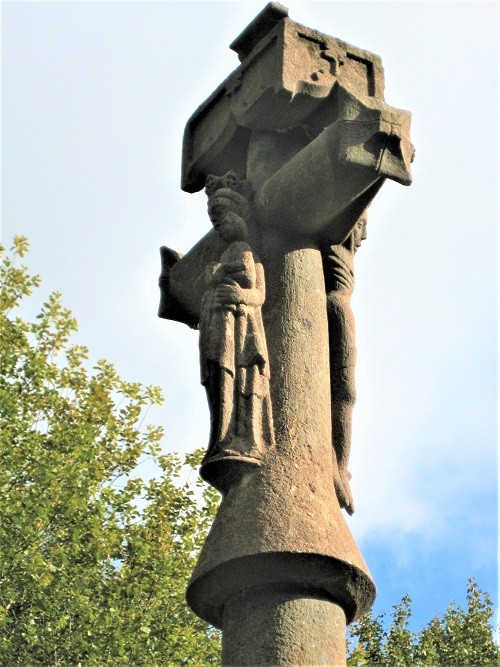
[199,173,275,494]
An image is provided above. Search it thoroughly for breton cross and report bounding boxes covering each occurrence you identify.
[159,4,413,665]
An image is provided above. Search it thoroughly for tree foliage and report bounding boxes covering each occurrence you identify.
[347,579,499,667]
[0,237,220,665]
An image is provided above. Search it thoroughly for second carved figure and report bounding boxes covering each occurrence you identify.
[324,211,368,515]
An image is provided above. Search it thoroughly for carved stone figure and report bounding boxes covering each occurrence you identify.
[199,173,274,493]
[324,211,367,516]
[158,5,413,664]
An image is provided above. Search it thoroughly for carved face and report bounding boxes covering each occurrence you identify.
[353,215,368,251]
[208,191,248,243]
[208,196,232,230]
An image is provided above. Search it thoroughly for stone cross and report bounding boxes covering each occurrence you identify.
[159,4,413,665]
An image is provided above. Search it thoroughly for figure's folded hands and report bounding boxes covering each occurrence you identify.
[215,284,244,305]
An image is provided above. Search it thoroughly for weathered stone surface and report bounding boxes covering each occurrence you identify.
[198,173,275,495]
[186,219,375,628]
[222,589,347,666]
[159,3,413,664]
[181,4,410,194]
[324,211,368,515]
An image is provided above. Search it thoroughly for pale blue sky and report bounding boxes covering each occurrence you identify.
[2,1,497,631]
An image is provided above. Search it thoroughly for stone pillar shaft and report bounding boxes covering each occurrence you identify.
[222,589,346,667]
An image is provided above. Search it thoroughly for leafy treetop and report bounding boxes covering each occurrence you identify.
[0,237,220,665]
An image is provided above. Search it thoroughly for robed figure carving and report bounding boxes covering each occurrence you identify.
[199,172,275,494]
[324,211,367,516]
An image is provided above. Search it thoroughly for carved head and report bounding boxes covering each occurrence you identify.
[205,172,251,243]
[208,193,248,243]
[352,212,368,251]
